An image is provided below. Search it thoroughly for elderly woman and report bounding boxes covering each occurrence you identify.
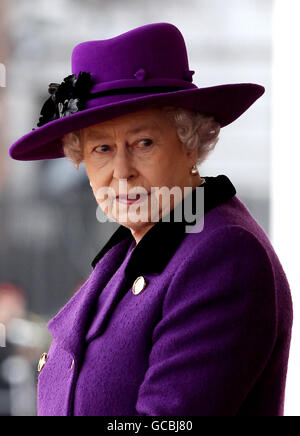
[9,22,293,416]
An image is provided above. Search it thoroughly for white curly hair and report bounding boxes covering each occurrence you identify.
[61,106,221,169]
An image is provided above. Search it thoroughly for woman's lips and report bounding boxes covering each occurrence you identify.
[116,193,148,205]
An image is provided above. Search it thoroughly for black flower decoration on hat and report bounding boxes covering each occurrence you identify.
[35,72,94,128]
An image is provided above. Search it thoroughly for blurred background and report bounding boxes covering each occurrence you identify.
[0,0,296,416]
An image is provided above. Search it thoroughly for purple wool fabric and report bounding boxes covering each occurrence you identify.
[37,177,293,416]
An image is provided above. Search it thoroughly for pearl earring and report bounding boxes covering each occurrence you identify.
[190,164,199,176]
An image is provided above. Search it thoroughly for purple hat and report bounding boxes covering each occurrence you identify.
[9,22,265,161]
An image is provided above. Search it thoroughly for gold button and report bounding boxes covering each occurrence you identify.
[132,276,147,295]
[38,352,48,373]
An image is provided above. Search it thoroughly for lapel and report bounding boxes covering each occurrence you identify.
[91,174,237,284]
[47,236,132,357]
[47,174,236,356]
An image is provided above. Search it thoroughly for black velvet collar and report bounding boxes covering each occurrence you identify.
[91,175,236,284]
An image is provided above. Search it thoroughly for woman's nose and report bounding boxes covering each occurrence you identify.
[112,146,137,180]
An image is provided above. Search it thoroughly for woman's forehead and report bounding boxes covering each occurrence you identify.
[83,107,170,140]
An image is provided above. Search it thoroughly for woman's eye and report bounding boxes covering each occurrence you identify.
[138,139,153,147]
[94,145,110,153]
[92,139,153,154]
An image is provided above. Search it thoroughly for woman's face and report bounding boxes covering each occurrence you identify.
[82,106,200,243]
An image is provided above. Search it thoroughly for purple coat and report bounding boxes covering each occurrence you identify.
[37,175,293,416]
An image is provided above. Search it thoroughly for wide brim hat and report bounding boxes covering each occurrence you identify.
[9,22,265,161]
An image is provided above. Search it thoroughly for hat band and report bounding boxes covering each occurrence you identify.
[86,85,188,100]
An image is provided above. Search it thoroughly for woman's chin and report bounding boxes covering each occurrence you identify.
[114,218,153,229]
